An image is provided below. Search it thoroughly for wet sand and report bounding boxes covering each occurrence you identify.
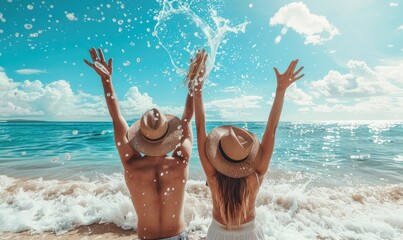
[0,223,205,240]
[0,223,135,240]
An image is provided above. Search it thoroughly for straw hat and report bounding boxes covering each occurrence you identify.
[205,126,262,178]
[127,108,182,156]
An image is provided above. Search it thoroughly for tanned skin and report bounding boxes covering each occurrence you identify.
[194,55,305,226]
[84,48,204,239]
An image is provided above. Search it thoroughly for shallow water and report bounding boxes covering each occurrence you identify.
[1,121,403,239]
[1,121,402,185]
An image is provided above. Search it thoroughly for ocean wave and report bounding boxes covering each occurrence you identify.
[0,174,402,239]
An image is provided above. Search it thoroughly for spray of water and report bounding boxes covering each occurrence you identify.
[154,0,249,79]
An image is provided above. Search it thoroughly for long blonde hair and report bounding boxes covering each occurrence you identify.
[215,172,250,227]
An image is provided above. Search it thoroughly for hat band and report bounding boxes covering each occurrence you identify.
[142,125,170,142]
[218,140,248,164]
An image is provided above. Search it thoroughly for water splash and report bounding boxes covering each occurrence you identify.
[154,0,249,78]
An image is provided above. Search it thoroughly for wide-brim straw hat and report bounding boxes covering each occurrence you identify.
[127,108,182,156]
[205,126,262,178]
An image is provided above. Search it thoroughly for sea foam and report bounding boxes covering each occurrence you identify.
[0,174,402,239]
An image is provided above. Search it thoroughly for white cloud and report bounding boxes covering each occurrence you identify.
[204,95,263,120]
[0,70,19,91]
[286,84,314,106]
[269,2,339,45]
[297,60,403,119]
[397,25,403,31]
[219,86,241,93]
[0,69,181,121]
[65,12,78,21]
[310,60,400,98]
[205,95,263,109]
[15,69,47,75]
[390,2,399,7]
[120,87,157,118]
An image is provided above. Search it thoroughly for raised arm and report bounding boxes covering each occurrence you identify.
[258,59,304,175]
[172,92,193,161]
[192,50,216,178]
[84,48,141,163]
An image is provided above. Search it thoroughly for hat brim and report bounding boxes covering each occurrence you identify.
[205,126,262,178]
[127,114,182,156]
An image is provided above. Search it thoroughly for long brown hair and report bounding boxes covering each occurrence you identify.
[215,171,250,227]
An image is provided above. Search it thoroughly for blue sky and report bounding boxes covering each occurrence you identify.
[0,0,402,121]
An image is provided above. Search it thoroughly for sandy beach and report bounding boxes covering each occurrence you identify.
[0,223,206,240]
[0,223,136,240]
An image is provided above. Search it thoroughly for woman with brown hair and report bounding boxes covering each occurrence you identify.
[192,50,304,239]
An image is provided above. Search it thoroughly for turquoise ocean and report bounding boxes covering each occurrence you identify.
[1,121,402,239]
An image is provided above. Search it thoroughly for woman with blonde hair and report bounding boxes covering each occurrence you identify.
[192,50,304,239]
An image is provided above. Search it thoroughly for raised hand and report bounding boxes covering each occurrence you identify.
[187,49,208,93]
[274,59,304,91]
[84,48,113,79]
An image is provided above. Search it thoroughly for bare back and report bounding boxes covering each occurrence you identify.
[123,155,189,239]
[206,167,263,226]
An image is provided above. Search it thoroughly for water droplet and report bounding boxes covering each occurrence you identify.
[123,61,130,66]
[51,157,59,163]
[117,142,121,146]
[172,214,175,218]
[125,153,129,157]
[65,153,71,160]
[106,93,111,97]
[24,24,33,30]
[94,61,110,75]
[72,130,78,135]
[249,3,253,8]
[136,57,141,63]
[21,151,26,156]
[27,4,34,10]
[117,19,124,25]
[160,172,164,176]
[142,192,145,195]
